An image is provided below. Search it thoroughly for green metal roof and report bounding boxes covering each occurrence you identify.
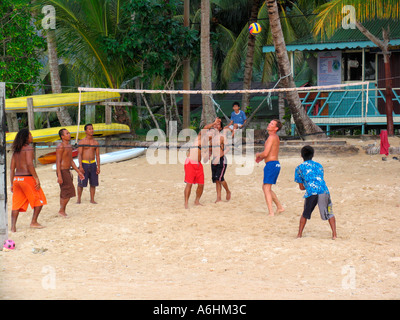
[263,19,400,52]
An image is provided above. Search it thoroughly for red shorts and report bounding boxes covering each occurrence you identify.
[184,158,204,185]
[12,176,47,212]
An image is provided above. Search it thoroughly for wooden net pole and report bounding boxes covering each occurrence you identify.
[0,82,8,245]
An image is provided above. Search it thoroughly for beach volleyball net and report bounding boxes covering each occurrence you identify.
[76,81,374,138]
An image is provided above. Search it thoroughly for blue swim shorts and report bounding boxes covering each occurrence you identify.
[263,161,281,184]
[78,162,99,187]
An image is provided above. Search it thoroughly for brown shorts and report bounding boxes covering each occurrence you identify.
[58,169,76,199]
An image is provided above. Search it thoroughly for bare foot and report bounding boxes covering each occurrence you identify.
[194,202,203,206]
[58,211,68,218]
[215,199,222,203]
[30,223,45,229]
[90,201,97,204]
[275,208,285,215]
[76,199,81,204]
[226,191,231,201]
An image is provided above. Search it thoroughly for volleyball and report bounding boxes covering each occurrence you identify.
[249,22,262,35]
[3,239,15,250]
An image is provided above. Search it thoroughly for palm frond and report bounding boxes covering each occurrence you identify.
[313,0,400,39]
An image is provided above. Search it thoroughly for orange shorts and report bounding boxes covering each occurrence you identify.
[12,176,47,212]
[184,158,204,185]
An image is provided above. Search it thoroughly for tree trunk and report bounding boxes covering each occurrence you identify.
[242,0,261,112]
[355,21,394,135]
[200,0,216,127]
[266,0,324,139]
[46,29,73,126]
[278,91,290,136]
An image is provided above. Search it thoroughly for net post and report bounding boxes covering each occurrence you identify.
[75,89,82,145]
[365,81,370,123]
[105,102,112,153]
[0,82,8,244]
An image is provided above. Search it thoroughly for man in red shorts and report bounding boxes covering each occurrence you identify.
[10,129,47,232]
[184,118,221,209]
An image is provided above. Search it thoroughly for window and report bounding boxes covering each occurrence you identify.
[342,52,362,81]
[364,52,376,80]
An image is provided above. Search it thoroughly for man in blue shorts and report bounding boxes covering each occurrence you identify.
[255,119,284,216]
[77,124,100,204]
[294,145,337,239]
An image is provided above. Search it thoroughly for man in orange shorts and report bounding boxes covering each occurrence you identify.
[10,129,47,232]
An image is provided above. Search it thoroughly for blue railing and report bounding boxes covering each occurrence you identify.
[293,86,400,134]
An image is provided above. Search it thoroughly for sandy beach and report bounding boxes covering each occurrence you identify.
[1,137,400,300]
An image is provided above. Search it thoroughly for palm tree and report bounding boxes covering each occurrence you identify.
[220,0,320,131]
[313,0,400,135]
[241,0,262,111]
[45,28,73,126]
[200,0,217,126]
[34,0,130,125]
[266,0,324,138]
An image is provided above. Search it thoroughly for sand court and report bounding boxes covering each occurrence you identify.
[1,137,400,299]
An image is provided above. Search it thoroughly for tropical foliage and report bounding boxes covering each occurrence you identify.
[0,0,45,98]
[3,0,397,135]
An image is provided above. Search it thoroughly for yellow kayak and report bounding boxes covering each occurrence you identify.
[5,92,120,111]
[6,123,130,144]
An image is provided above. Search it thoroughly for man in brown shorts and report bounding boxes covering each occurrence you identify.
[56,129,84,217]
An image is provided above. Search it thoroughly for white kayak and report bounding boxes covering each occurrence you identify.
[52,147,146,170]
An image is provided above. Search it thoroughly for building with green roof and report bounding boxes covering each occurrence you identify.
[263,19,400,135]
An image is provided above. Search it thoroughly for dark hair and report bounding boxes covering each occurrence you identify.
[84,123,93,131]
[58,128,67,139]
[217,120,224,131]
[272,119,282,132]
[232,102,240,107]
[12,128,30,153]
[301,145,314,161]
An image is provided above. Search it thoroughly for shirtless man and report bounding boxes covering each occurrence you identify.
[209,120,231,203]
[56,129,84,217]
[255,119,284,216]
[77,124,100,204]
[10,129,47,232]
[183,118,218,209]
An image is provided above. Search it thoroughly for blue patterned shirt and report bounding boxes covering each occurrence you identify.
[294,160,330,198]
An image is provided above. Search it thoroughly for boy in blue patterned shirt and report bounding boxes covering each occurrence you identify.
[294,146,337,239]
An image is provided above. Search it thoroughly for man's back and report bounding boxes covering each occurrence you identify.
[295,160,329,197]
[13,145,33,175]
